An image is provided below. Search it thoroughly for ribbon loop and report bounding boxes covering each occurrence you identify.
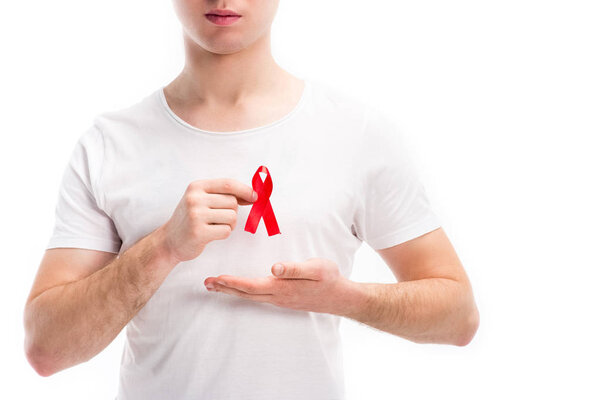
[244,165,281,236]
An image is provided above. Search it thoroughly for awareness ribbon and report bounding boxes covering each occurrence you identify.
[244,165,281,236]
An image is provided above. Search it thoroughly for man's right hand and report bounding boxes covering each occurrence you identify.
[24,178,256,375]
[159,178,258,263]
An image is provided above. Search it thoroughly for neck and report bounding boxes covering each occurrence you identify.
[168,30,290,106]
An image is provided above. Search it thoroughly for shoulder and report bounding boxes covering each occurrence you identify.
[308,78,402,136]
[306,78,371,123]
[90,88,162,140]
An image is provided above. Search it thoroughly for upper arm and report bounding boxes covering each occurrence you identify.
[376,227,469,284]
[352,106,442,251]
[29,123,123,305]
[26,248,118,306]
[45,123,122,255]
[351,108,464,282]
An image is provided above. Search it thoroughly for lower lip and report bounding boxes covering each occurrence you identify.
[205,14,241,26]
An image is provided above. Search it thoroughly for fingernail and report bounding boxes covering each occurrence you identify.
[252,191,258,201]
[273,264,284,276]
[206,282,214,289]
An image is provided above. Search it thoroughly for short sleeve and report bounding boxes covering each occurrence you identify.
[352,107,442,250]
[46,124,122,254]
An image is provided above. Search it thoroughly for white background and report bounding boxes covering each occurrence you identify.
[1,0,599,399]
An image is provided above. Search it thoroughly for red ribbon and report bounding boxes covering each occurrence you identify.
[244,165,281,236]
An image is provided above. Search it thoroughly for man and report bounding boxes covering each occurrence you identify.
[24,1,479,399]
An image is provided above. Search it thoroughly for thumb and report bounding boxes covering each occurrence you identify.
[273,262,306,279]
[272,263,287,277]
[271,261,321,280]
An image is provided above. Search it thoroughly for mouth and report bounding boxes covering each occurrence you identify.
[205,14,241,26]
[206,8,241,17]
[205,9,242,26]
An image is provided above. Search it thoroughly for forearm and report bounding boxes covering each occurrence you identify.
[24,226,178,376]
[340,278,479,346]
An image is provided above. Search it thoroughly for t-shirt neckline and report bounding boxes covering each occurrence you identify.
[157,79,311,137]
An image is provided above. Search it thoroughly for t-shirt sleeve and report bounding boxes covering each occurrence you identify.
[352,107,442,250]
[46,123,122,254]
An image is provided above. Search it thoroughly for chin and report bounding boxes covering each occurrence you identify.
[204,41,248,55]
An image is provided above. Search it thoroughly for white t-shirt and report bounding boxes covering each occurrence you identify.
[46,78,442,400]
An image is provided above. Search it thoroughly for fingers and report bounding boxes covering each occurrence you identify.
[271,260,324,281]
[203,178,257,204]
[205,208,237,227]
[208,284,273,303]
[205,276,276,295]
[205,193,240,210]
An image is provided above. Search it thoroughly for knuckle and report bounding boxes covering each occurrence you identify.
[184,193,196,208]
[188,180,202,192]
[220,224,232,238]
[228,209,237,222]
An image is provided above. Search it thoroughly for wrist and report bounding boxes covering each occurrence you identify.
[336,279,372,321]
[149,225,180,267]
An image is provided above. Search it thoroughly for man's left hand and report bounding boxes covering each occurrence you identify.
[204,257,357,315]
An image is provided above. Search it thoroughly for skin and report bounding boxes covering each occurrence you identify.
[164,0,305,133]
[24,0,478,379]
[24,180,255,377]
[205,228,480,346]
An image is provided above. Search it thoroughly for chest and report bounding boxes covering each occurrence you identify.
[103,136,360,254]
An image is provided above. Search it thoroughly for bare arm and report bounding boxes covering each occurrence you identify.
[24,226,178,376]
[340,228,479,346]
[24,178,257,377]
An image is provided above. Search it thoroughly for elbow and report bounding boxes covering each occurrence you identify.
[24,309,57,377]
[453,305,480,347]
[25,339,57,377]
